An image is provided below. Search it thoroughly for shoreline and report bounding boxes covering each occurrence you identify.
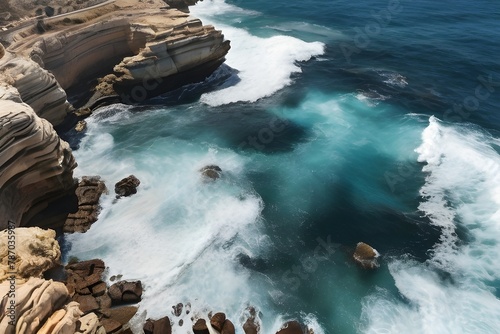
[0,1,320,333]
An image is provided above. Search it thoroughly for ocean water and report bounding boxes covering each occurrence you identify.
[65,0,500,333]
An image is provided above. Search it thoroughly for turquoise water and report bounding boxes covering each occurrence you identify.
[66,0,500,333]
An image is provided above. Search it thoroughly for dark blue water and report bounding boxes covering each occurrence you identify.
[67,1,500,333]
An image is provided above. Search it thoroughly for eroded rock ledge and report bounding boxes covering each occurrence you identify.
[0,88,76,230]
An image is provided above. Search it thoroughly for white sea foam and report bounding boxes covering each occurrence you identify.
[67,110,271,331]
[363,116,500,333]
[191,1,325,106]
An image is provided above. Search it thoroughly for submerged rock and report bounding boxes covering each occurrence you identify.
[200,165,222,180]
[353,242,380,269]
[115,175,141,198]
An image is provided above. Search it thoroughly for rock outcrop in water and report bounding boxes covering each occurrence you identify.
[353,242,380,269]
[115,175,141,198]
[64,176,107,233]
[0,94,76,230]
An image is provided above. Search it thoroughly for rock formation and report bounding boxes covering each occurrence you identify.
[144,316,172,334]
[108,280,143,305]
[0,227,60,281]
[200,165,222,180]
[64,176,107,233]
[353,242,380,269]
[65,259,139,333]
[276,321,308,334]
[2,0,230,108]
[0,96,76,230]
[0,56,73,125]
[0,227,105,334]
[114,175,140,198]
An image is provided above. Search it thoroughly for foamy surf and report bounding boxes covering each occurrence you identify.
[362,116,500,333]
[191,1,325,106]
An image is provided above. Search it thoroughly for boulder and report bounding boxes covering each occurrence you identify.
[64,176,107,233]
[172,302,183,317]
[108,280,143,305]
[353,242,380,269]
[276,321,304,334]
[74,295,100,314]
[193,319,209,334]
[221,319,236,334]
[115,175,141,198]
[210,312,226,331]
[0,227,60,282]
[200,165,222,180]
[75,120,87,132]
[144,316,172,334]
[243,307,260,334]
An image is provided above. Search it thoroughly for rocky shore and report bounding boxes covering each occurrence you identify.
[0,0,229,228]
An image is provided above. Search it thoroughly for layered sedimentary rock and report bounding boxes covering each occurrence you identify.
[2,0,229,107]
[0,56,73,125]
[0,96,76,230]
[0,227,60,282]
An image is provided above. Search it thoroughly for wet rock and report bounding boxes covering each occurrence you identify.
[75,120,87,131]
[193,319,209,334]
[64,176,107,233]
[210,312,226,331]
[221,319,236,334]
[200,165,222,180]
[276,321,304,334]
[353,242,379,269]
[144,316,172,334]
[115,175,141,197]
[172,302,183,317]
[108,280,143,305]
[243,307,260,334]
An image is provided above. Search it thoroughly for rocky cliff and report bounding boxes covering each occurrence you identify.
[0,0,230,230]
[0,90,76,230]
[2,0,229,107]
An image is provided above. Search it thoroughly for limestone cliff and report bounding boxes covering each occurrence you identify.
[2,0,230,106]
[0,56,73,125]
[0,227,60,282]
[0,94,76,230]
